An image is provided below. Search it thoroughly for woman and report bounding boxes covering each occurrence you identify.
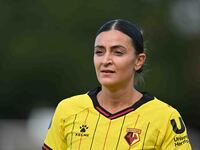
[43,19,192,150]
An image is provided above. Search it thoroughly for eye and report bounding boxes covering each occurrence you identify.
[114,50,124,56]
[94,49,104,56]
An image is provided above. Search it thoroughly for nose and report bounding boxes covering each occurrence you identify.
[102,52,112,66]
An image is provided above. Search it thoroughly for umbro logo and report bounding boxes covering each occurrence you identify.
[75,124,89,137]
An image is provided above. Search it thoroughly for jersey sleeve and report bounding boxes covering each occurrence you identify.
[160,109,192,150]
[42,101,67,150]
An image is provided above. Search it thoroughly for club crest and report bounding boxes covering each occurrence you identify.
[125,128,141,145]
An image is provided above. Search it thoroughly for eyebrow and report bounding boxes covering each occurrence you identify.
[94,45,104,49]
[94,45,127,50]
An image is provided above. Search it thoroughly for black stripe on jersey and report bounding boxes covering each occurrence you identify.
[134,114,140,128]
[70,114,77,150]
[88,87,154,120]
[103,120,112,150]
[115,115,126,150]
[42,143,52,150]
[153,130,160,149]
[142,122,150,150]
[90,113,101,150]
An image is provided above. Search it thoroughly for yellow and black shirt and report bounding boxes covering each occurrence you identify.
[43,87,191,150]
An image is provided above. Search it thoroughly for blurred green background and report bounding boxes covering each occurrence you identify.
[0,0,199,130]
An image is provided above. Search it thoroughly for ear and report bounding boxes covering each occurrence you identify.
[134,53,146,71]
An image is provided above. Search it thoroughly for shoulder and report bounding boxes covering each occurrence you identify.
[144,94,180,113]
[54,92,93,117]
[153,97,181,115]
[138,94,183,121]
[60,93,91,105]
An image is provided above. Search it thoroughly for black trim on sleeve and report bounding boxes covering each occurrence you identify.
[42,143,52,150]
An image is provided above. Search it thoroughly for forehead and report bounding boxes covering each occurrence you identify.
[95,30,133,47]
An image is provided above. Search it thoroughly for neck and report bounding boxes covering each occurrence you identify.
[97,84,142,114]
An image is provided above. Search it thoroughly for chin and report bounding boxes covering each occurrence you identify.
[98,79,119,88]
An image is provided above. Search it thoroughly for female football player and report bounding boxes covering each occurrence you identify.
[43,19,192,150]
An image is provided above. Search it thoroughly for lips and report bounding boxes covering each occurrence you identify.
[101,70,115,73]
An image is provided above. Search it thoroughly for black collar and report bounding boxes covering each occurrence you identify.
[87,87,154,120]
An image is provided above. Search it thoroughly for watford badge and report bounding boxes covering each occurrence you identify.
[125,128,141,145]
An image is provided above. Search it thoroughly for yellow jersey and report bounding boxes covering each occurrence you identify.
[43,87,192,150]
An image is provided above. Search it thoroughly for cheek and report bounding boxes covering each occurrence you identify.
[121,63,134,74]
[119,58,135,71]
[119,62,135,78]
[93,56,100,70]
